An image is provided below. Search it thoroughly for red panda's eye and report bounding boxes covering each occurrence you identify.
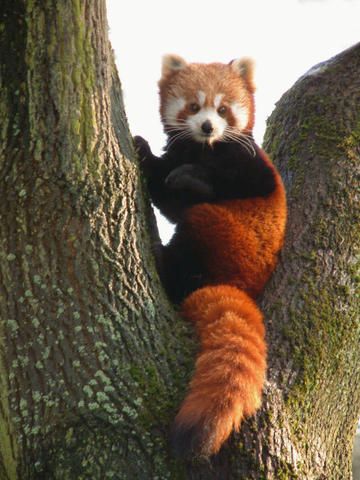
[189,103,200,114]
[218,105,227,116]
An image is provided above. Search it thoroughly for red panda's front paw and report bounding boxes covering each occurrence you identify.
[133,135,152,162]
[165,165,215,199]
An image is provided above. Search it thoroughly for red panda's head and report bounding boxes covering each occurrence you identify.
[158,54,255,145]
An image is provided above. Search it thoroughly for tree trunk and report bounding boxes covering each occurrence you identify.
[0,1,189,478]
[0,1,358,478]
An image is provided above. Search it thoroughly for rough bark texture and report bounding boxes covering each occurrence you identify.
[0,1,359,479]
[0,1,191,479]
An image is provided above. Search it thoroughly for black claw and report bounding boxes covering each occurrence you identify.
[133,135,152,160]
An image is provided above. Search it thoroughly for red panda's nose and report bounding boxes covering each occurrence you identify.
[201,120,214,135]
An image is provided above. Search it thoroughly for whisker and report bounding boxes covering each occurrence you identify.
[164,119,188,128]
[165,127,187,133]
[226,127,253,140]
[225,127,255,147]
[224,136,253,156]
[232,139,256,156]
[164,127,189,135]
[225,127,254,140]
[164,121,189,135]
[165,125,187,130]
[166,129,193,148]
[167,136,190,149]
[223,129,256,156]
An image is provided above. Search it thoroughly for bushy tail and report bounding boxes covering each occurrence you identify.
[172,285,266,458]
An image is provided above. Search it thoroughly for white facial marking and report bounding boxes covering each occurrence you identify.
[231,102,249,129]
[214,93,224,109]
[187,107,227,143]
[163,97,186,125]
[197,90,206,107]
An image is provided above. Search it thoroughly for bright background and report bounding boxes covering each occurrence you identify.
[106,0,359,242]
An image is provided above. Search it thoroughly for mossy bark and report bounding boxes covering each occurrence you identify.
[0,1,359,478]
[258,44,360,480]
[0,1,190,479]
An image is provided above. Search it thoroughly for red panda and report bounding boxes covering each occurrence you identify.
[134,54,287,458]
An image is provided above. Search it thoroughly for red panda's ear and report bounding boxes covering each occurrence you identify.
[161,54,187,78]
[230,57,256,93]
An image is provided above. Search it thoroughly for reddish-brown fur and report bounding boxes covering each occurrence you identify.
[183,156,286,297]
[173,159,286,456]
[177,286,266,455]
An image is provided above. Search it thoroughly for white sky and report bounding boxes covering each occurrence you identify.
[106,0,360,241]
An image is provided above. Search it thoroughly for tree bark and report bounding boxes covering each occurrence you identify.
[0,1,189,479]
[0,1,359,479]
